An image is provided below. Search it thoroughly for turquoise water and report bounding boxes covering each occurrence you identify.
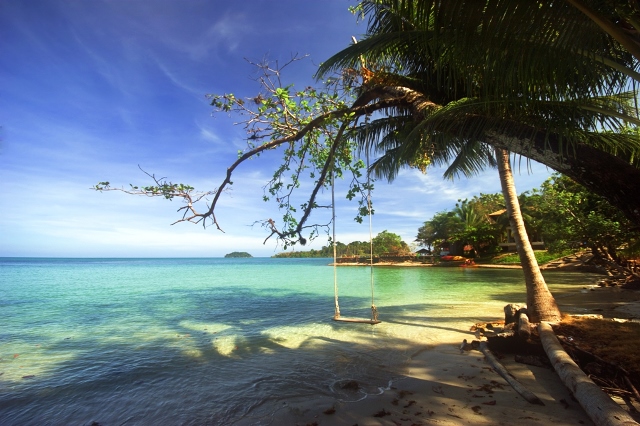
[0,258,596,425]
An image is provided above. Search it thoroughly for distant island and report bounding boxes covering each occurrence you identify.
[224,252,253,258]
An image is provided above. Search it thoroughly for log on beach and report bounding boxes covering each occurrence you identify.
[479,341,545,405]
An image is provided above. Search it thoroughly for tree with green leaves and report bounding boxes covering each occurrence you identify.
[372,230,410,255]
[314,0,638,322]
[417,199,501,257]
[539,174,640,268]
[98,56,371,248]
[450,201,502,258]
[416,211,456,253]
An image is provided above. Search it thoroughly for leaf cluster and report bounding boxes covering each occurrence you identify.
[317,0,640,184]
[93,168,213,225]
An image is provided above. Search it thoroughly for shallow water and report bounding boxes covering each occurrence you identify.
[0,258,598,425]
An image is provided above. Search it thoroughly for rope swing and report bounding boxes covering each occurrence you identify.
[332,115,380,325]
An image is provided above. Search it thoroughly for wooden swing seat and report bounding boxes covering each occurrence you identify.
[333,316,381,324]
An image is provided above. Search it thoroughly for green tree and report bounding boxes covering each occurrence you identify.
[471,193,505,217]
[372,230,410,255]
[314,0,640,322]
[448,199,498,256]
[416,211,458,253]
[538,174,640,265]
[453,200,485,229]
[417,198,502,258]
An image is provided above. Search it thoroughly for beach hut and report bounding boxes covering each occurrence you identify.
[488,209,545,252]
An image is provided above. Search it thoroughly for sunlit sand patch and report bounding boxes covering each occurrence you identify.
[0,351,76,383]
[212,335,240,357]
[324,324,386,346]
[262,321,383,349]
[260,325,318,349]
[180,347,204,359]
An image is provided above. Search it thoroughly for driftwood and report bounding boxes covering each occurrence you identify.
[478,341,545,405]
[539,322,639,426]
[624,376,640,402]
[518,313,532,339]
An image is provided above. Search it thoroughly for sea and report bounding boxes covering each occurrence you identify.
[0,257,599,425]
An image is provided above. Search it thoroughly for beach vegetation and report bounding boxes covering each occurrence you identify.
[537,173,640,266]
[371,230,411,255]
[490,250,576,266]
[419,172,640,266]
[417,197,503,257]
[273,230,409,258]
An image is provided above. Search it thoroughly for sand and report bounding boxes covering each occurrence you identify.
[250,280,640,426]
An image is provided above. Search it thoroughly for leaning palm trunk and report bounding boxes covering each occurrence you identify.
[495,148,562,323]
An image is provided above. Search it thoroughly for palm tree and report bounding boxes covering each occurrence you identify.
[566,0,640,65]
[318,0,640,227]
[495,148,561,322]
[453,200,486,230]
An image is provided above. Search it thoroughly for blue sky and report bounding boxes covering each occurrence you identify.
[1,0,553,258]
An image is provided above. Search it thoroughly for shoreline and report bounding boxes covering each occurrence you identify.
[331,261,525,269]
[243,284,640,425]
[332,256,600,271]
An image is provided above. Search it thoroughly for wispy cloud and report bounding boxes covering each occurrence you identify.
[150,11,253,61]
[153,58,206,96]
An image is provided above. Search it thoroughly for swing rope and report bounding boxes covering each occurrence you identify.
[366,140,378,322]
[332,114,378,323]
[332,165,340,319]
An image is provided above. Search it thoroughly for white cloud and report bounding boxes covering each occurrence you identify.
[153,58,206,96]
[150,12,253,61]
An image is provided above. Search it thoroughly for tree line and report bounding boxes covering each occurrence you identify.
[417,173,640,265]
[273,230,411,258]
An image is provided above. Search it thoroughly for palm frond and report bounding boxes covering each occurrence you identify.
[318,0,635,98]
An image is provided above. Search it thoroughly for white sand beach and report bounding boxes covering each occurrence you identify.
[253,284,640,426]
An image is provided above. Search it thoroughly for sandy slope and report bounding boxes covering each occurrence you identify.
[236,282,640,426]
